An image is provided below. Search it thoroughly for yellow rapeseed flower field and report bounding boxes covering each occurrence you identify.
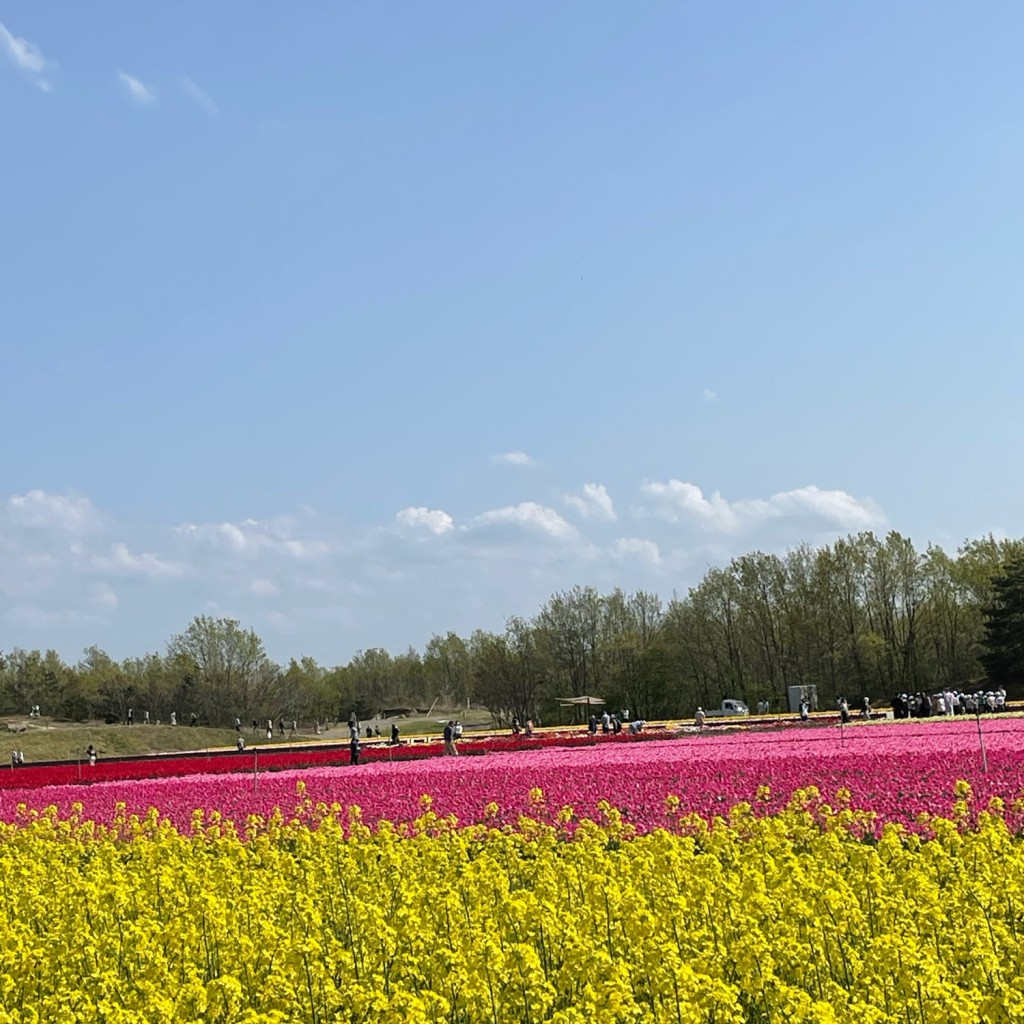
[0,787,1022,1022]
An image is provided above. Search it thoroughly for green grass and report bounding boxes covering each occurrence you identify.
[0,719,325,763]
[0,707,497,764]
[372,708,493,738]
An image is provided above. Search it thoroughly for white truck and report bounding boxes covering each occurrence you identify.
[705,699,750,718]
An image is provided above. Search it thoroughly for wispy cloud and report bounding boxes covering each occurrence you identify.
[639,480,885,534]
[7,490,102,534]
[565,483,616,522]
[181,76,217,116]
[90,542,188,580]
[117,71,155,104]
[0,22,56,91]
[471,502,578,542]
[490,451,536,467]
[395,507,455,536]
[0,482,889,662]
[702,388,717,402]
[610,537,661,567]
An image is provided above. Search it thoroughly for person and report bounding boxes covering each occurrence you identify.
[10,751,17,768]
[86,744,97,766]
[443,720,459,756]
[170,711,177,726]
[15,751,24,766]
[252,719,258,735]
[348,717,359,741]
[511,717,521,735]
[365,725,373,739]
[799,700,809,723]
[373,726,380,738]
[266,719,273,740]
[126,707,133,726]
[278,718,285,737]
[454,720,463,741]
[588,714,598,735]
[236,736,246,751]
[234,717,242,733]
[143,710,150,725]
[862,696,871,720]
[349,732,360,766]
[390,723,400,745]
[190,712,197,727]
[601,711,610,734]
[839,698,850,724]
[525,719,534,738]
[695,708,706,732]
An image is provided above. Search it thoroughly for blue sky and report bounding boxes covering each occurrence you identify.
[2,3,1023,663]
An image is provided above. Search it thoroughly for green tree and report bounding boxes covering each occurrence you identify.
[423,633,473,707]
[982,552,1024,681]
[167,616,279,726]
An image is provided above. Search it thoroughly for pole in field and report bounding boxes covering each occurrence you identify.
[976,711,988,773]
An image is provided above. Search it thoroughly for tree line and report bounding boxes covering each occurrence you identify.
[2,530,1023,727]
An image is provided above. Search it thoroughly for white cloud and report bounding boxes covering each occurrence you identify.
[702,388,717,402]
[0,22,55,90]
[182,77,217,116]
[610,537,662,567]
[265,610,296,634]
[641,480,739,531]
[491,451,536,467]
[640,480,884,534]
[92,542,188,580]
[472,502,577,541]
[118,71,155,104]
[5,605,97,629]
[7,490,102,534]
[0,480,890,664]
[282,538,333,559]
[565,483,616,522]
[735,485,884,530]
[90,582,118,611]
[395,507,455,536]
[175,518,333,560]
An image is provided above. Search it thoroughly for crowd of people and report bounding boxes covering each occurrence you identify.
[583,709,643,736]
[892,688,1009,718]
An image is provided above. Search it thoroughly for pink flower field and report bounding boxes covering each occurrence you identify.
[5,718,1024,834]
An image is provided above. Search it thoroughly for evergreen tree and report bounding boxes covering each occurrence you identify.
[982,553,1024,681]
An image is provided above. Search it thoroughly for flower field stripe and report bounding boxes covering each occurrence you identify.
[3,718,1024,834]
[1,800,1023,1022]
[0,729,651,791]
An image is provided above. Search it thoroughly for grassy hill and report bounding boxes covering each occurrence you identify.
[0,708,497,764]
[0,719,293,764]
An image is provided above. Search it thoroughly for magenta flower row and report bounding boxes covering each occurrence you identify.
[2,719,1020,834]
